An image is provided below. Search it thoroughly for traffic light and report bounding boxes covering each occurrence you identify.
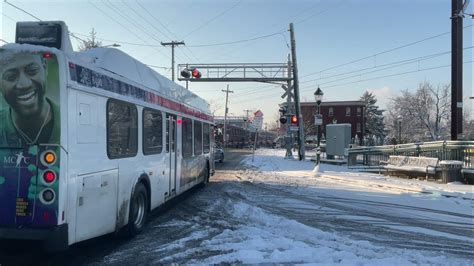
[191,68,201,78]
[278,106,287,124]
[180,68,201,79]
[290,115,298,125]
[180,69,191,78]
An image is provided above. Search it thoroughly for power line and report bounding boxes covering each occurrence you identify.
[102,0,169,53]
[230,49,459,100]
[133,0,200,63]
[3,0,41,21]
[317,47,473,87]
[182,0,243,39]
[302,24,474,78]
[121,0,197,63]
[135,0,175,40]
[69,32,88,44]
[293,0,344,25]
[299,51,449,85]
[187,31,286,47]
[1,12,16,22]
[88,0,170,60]
[309,61,473,91]
[145,64,170,70]
[230,61,474,105]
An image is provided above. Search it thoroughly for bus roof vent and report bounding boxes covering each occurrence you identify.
[15,21,73,53]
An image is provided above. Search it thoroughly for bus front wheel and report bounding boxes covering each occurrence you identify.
[127,182,148,236]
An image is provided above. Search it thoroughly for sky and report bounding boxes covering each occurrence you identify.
[1,0,472,126]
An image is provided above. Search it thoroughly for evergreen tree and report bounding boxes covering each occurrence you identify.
[77,28,102,51]
[360,91,385,145]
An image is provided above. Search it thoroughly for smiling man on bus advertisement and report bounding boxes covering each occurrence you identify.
[0,50,60,146]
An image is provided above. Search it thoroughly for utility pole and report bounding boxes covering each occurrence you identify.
[289,23,305,160]
[243,109,252,146]
[161,41,185,81]
[222,85,233,147]
[451,0,463,140]
[243,109,252,126]
[285,54,293,158]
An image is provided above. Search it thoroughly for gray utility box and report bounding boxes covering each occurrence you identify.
[326,124,351,158]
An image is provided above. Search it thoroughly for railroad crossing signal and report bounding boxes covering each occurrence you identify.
[281,85,294,100]
[290,115,298,125]
[180,68,201,79]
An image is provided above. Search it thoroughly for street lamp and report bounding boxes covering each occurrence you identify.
[397,115,402,144]
[314,87,324,166]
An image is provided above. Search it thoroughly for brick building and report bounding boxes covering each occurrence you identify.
[300,101,365,143]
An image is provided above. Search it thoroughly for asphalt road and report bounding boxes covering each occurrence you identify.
[1,148,472,264]
[0,148,252,266]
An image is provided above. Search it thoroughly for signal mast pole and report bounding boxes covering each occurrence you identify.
[222,85,234,147]
[289,23,305,160]
[161,41,185,81]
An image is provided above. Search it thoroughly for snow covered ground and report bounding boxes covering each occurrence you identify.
[51,148,472,265]
[182,148,472,265]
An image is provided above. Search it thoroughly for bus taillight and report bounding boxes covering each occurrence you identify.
[41,150,56,166]
[40,188,55,204]
[43,170,56,183]
[43,52,53,59]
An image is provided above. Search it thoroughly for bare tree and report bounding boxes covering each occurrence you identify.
[388,82,450,142]
[302,114,316,141]
[77,28,102,51]
[463,107,474,140]
[208,99,223,117]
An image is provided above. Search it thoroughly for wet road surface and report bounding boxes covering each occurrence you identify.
[0,148,472,265]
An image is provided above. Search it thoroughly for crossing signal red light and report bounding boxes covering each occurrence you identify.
[191,68,201,78]
[291,115,298,124]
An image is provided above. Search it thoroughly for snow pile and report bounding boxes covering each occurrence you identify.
[196,201,460,265]
[244,148,473,199]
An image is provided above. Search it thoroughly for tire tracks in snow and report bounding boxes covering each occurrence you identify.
[216,177,474,259]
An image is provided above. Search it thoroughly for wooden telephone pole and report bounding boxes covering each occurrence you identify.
[222,85,234,147]
[161,41,185,81]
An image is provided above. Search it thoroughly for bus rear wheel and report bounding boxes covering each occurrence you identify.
[200,164,210,188]
[127,182,148,236]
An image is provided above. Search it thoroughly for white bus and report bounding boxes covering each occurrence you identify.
[0,21,214,250]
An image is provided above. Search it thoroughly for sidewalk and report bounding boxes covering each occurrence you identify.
[242,149,473,201]
[313,163,473,201]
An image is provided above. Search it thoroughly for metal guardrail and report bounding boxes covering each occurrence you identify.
[347,141,474,169]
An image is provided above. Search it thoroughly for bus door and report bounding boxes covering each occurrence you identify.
[166,114,177,197]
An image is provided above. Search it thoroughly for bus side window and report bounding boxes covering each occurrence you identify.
[194,121,203,155]
[143,108,163,155]
[166,115,170,153]
[107,99,138,159]
[182,118,193,158]
[203,123,210,153]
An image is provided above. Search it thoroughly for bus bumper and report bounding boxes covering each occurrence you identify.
[0,224,68,251]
